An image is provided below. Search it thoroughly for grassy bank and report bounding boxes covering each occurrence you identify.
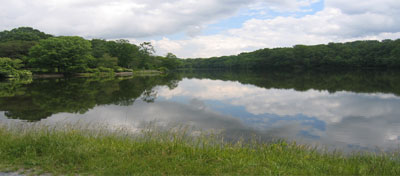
[0,126,399,175]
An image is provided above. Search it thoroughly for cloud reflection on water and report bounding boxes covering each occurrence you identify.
[155,78,400,151]
[1,77,400,152]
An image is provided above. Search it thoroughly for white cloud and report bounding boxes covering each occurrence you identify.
[248,0,320,13]
[1,0,312,39]
[152,0,400,58]
[152,35,263,58]
[2,0,399,58]
[0,0,254,38]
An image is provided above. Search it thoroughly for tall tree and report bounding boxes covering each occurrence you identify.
[0,27,52,42]
[29,36,93,73]
[0,27,52,60]
[107,40,140,69]
[139,42,155,69]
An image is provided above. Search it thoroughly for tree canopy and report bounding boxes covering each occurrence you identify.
[0,27,53,60]
[181,39,400,69]
[0,27,52,42]
[2,27,400,75]
[29,36,93,73]
[0,57,32,78]
[0,27,183,75]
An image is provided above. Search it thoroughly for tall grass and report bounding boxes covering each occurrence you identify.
[0,124,399,175]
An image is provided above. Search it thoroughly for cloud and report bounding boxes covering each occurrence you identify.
[326,0,400,15]
[2,0,399,58]
[0,0,321,47]
[248,0,320,13]
[2,0,313,39]
[152,0,400,58]
[0,0,250,38]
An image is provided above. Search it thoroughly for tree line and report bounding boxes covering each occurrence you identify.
[0,27,182,78]
[2,27,400,79]
[182,39,400,69]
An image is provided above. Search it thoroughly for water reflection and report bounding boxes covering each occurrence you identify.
[156,78,400,151]
[0,75,180,121]
[1,70,400,152]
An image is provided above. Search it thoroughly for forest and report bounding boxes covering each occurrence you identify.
[181,39,400,69]
[0,27,182,78]
[2,27,400,79]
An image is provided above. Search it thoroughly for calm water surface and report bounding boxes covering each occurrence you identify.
[1,70,400,152]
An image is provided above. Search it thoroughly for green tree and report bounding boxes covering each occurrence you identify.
[0,57,32,78]
[107,40,141,69]
[0,27,52,60]
[139,42,155,69]
[0,41,37,60]
[0,27,52,42]
[161,52,182,70]
[91,39,109,58]
[29,36,93,73]
[96,54,118,68]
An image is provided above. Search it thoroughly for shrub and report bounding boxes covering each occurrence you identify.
[0,57,32,78]
[158,67,169,73]
[84,68,100,73]
[123,68,133,72]
[98,66,114,73]
[113,66,125,72]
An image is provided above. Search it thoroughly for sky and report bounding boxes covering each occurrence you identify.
[1,0,400,58]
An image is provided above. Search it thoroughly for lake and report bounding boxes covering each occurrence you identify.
[1,69,400,152]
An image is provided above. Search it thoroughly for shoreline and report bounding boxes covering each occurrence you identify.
[31,70,163,79]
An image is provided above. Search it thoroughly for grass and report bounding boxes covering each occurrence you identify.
[0,125,399,175]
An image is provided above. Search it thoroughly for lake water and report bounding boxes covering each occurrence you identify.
[1,70,400,152]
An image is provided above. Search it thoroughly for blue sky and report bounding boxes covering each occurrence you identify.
[202,0,325,36]
[1,0,400,58]
[144,0,325,41]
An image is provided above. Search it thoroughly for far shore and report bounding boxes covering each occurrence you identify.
[32,70,164,78]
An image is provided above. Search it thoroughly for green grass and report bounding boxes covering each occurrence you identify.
[0,125,399,175]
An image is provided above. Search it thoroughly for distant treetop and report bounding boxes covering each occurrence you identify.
[0,27,53,42]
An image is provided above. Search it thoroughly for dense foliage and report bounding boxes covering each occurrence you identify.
[0,27,52,60]
[0,57,32,78]
[182,39,400,69]
[29,36,93,73]
[0,27,182,75]
[0,27,52,42]
[2,27,400,74]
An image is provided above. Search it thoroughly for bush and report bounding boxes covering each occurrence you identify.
[98,66,114,73]
[123,68,133,72]
[112,66,133,73]
[17,70,32,78]
[113,66,125,72]
[84,68,100,73]
[158,67,169,73]
[0,57,32,78]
